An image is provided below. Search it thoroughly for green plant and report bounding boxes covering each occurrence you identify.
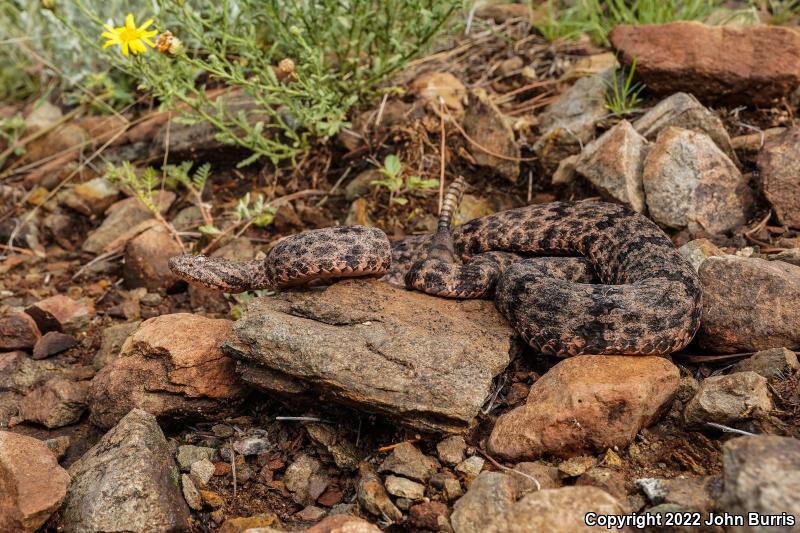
[753,0,800,24]
[59,0,460,167]
[533,0,721,46]
[604,59,645,117]
[0,0,145,106]
[370,154,439,206]
[0,114,27,158]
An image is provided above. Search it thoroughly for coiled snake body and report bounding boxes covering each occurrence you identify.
[169,180,701,357]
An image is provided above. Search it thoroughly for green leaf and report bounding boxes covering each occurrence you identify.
[199,224,222,235]
[383,154,402,177]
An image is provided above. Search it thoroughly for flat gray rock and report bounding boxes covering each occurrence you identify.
[223,279,513,432]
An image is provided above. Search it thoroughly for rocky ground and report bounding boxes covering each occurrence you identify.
[2,6,800,533]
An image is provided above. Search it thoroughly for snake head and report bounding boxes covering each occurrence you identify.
[168,253,266,293]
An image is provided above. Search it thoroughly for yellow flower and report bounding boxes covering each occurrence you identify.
[101,14,157,57]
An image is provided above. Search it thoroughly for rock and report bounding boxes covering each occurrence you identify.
[455,194,495,225]
[732,348,799,379]
[455,456,485,479]
[182,473,203,511]
[92,320,141,370]
[637,476,721,512]
[443,476,464,501]
[451,472,516,533]
[300,515,381,533]
[678,239,724,272]
[486,486,625,533]
[89,313,245,429]
[45,436,71,460]
[696,256,800,352]
[610,22,800,105]
[356,465,402,523]
[721,436,800,532]
[461,91,519,182]
[24,100,62,132]
[0,312,41,350]
[677,376,700,404]
[379,442,440,483]
[285,454,323,506]
[758,126,800,228]
[17,376,89,428]
[0,431,70,533]
[488,355,679,461]
[437,435,467,466]
[574,119,647,212]
[0,351,75,394]
[233,432,271,456]
[551,154,578,185]
[411,72,467,114]
[296,505,327,522]
[683,371,773,428]
[575,467,626,500]
[177,445,216,470]
[201,490,225,509]
[534,73,609,169]
[642,127,751,235]
[510,461,561,494]
[123,225,184,291]
[188,237,256,312]
[306,423,360,471]
[384,475,425,499]
[82,192,175,254]
[191,458,215,486]
[59,177,120,216]
[219,513,280,533]
[32,331,77,359]
[633,92,736,162]
[557,455,596,478]
[25,294,94,335]
[223,279,512,432]
[409,501,451,531]
[59,409,190,532]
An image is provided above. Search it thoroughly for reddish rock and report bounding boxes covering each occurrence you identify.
[32,331,77,360]
[18,376,89,428]
[88,313,246,429]
[488,356,679,461]
[123,225,184,291]
[697,256,800,352]
[0,312,41,350]
[25,294,94,334]
[409,501,451,530]
[610,22,800,105]
[758,126,800,229]
[82,192,175,254]
[0,431,70,532]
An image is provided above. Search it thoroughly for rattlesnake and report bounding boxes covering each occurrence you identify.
[169,179,701,356]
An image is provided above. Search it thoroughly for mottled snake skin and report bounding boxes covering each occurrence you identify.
[170,184,701,357]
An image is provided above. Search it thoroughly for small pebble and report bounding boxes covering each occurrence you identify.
[455,456,485,478]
